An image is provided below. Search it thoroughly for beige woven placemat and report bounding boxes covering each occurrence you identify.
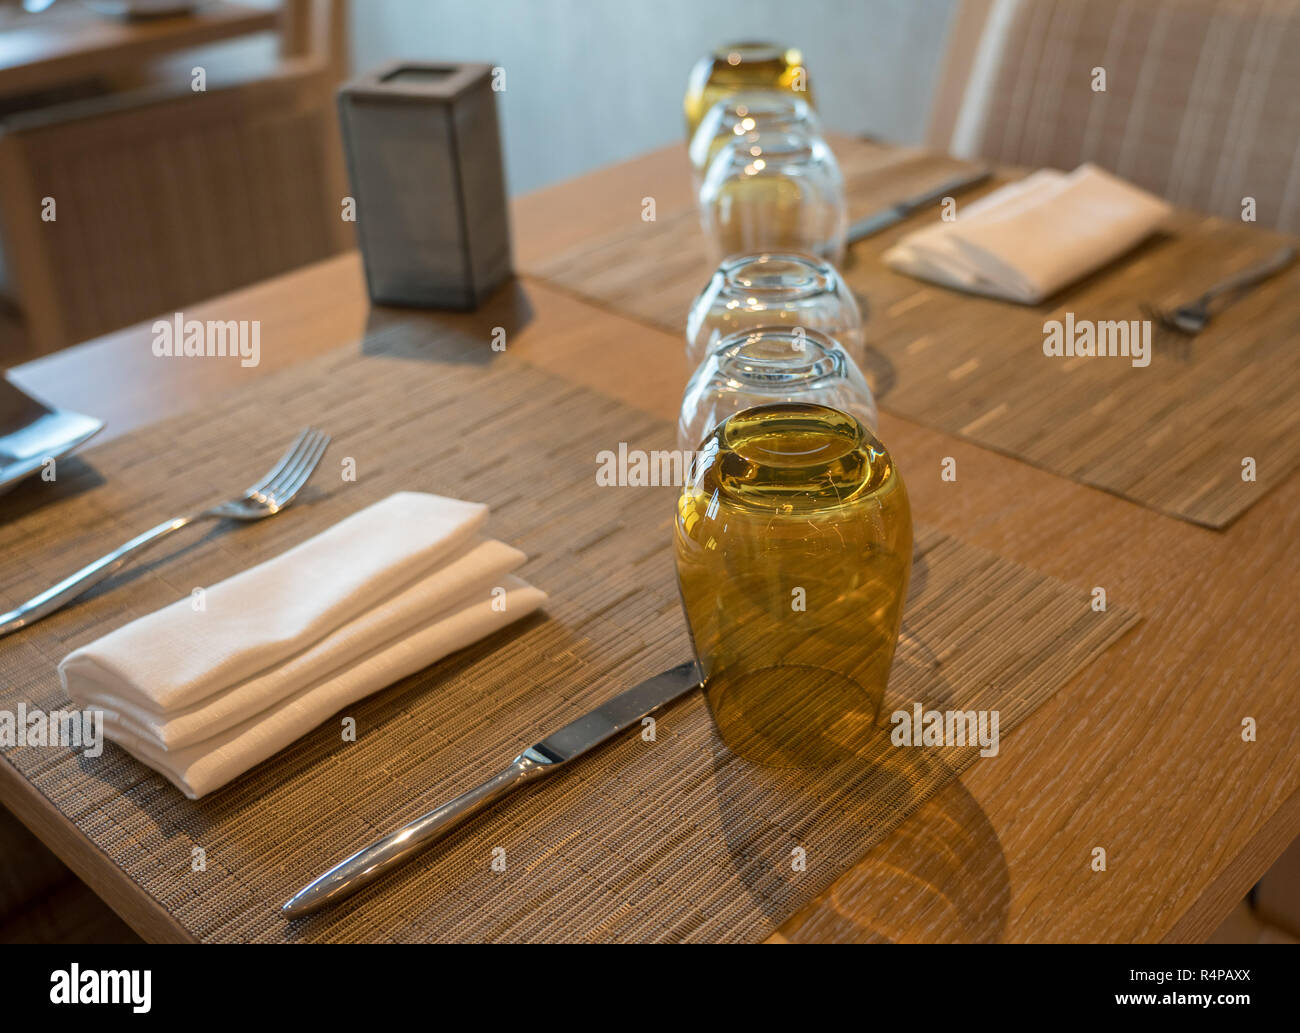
[528,144,1300,529]
[0,325,1136,942]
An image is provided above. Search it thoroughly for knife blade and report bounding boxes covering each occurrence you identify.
[281,660,702,917]
[846,166,993,244]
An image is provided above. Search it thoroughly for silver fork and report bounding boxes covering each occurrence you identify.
[1143,245,1297,335]
[0,427,330,638]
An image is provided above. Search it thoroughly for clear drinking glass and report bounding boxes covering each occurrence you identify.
[677,327,878,451]
[685,252,863,369]
[688,93,822,194]
[675,403,912,768]
[683,41,814,140]
[699,127,847,266]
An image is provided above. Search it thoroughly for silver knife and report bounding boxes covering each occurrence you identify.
[281,660,702,917]
[846,166,993,243]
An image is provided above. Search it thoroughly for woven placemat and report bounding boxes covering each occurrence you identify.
[528,144,1300,528]
[0,325,1136,942]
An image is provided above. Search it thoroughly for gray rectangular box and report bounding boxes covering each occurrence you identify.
[337,61,512,310]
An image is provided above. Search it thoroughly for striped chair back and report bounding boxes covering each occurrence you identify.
[0,60,350,358]
[929,0,1300,232]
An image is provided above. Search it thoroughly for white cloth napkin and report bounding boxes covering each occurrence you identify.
[883,164,1172,304]
[59,492,547,798]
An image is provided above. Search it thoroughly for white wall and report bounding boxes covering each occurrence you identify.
[349,0,958,195]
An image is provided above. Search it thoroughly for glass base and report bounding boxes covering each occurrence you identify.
[704,663,884,769]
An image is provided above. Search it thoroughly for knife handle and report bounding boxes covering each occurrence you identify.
[281,748,557,917]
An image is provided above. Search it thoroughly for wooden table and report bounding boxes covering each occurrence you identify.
[4,141,1298,943]
[0,1,277,98]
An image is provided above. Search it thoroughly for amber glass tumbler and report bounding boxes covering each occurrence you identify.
[683,41,814,139]
[674,403,912,768]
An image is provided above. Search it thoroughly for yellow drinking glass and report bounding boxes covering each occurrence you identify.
[683,41,814,140]
[675,403,912,768]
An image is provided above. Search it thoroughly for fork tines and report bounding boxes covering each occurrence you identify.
[249,428,331,506]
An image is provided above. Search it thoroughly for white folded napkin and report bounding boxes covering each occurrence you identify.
[59,492,547,798]
[883,164,1172,304]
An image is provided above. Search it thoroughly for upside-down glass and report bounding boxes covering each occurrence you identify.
[678,327,877,451]
[675,403,912,768]
[683,41,814,140]
[685,252,863,369]
[688,93,822,193]
[699,127,847,265]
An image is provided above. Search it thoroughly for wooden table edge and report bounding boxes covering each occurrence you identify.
[0,752,194,943]
[1160,784,1300,943]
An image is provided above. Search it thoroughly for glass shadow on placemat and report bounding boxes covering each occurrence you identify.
[699,557,1009,941]
[712,741,1012,943]
[775,746,1013,943]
